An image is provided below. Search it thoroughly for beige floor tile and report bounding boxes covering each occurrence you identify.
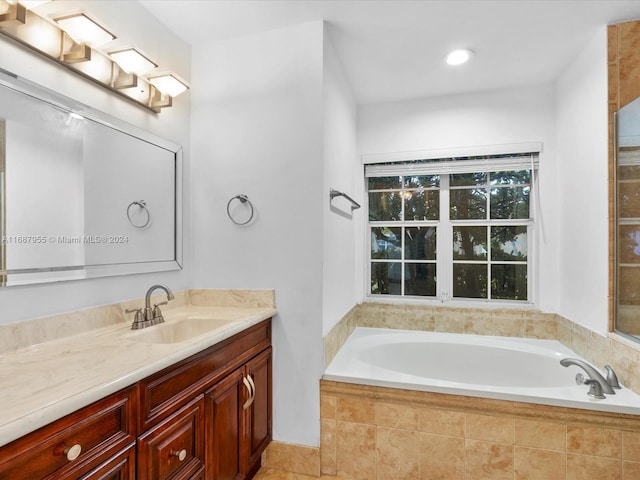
[254,468,354,479]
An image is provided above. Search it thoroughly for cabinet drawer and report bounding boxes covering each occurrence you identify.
[137,395,204,480]
[139,319,271,430]
[76,446,136,480]
[0,386,136,480]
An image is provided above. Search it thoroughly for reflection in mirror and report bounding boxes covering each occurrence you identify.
[616,96,640,339]
[0,70,182,286]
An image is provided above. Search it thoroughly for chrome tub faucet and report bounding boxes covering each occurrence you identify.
[560,358,616,398]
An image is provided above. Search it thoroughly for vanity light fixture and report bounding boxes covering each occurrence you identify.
[445,48,474,66]
[148,73,189,98]
[53,12,115,47]
[0,1,25,26]
[0,2,188,112]
[10,0,51,9]
[109,48,157,76]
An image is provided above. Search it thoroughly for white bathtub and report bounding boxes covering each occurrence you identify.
[323,327,640,415]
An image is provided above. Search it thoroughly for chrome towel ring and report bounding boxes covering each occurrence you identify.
[226,194,254,225]
[127,200,151,229]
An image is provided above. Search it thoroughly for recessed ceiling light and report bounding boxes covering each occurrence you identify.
[446,49,474,66]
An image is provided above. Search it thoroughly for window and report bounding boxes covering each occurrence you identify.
[367,153,537,303]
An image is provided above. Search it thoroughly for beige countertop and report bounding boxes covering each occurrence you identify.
[0,292,277,448]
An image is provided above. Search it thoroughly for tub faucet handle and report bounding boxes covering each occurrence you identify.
[583,379,606,399]
[604,365,621,389]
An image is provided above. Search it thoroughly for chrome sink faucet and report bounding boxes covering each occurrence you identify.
[144,284,174,323]
[126,284,175,330]
[560,358,615,397]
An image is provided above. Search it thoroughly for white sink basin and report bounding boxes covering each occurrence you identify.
[127,317,234,344]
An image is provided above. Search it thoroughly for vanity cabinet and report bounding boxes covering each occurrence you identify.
[0,386,137,480]
[205,347,272,480]
[0,319,272,480]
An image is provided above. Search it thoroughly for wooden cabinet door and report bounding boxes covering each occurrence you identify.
[204,367,246,480]
[245,347,272,475]
[137,395,204,480]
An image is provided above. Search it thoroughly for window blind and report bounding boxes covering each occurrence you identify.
[365,153,539,178]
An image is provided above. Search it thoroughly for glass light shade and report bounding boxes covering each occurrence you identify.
[17,1,51,8]
[54,13,115,46]
[110,48,157,76]
[446,49,473,66]
[148,73,189,97]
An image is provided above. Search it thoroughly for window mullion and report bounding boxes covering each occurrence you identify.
[439,174,451,301]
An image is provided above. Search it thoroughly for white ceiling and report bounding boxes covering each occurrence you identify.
[138,0,640,105]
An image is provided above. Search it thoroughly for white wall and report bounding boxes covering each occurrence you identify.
[357,85,559,311]
[555,27,609,334]
[0,0,191,325]
[322,30,359,336]
[190,22,325,446]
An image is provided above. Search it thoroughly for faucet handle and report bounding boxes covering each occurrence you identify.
[604,365,621,389]
[583,379,606,399]
[151,302,167,325]
[125,308,145,329]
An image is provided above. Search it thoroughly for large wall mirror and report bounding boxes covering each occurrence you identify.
[0,69,182,286]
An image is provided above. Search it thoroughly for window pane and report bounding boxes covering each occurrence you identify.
[450,172,486,186]
[618,225,640,264]
[453,263,487,298]
[405,227,437,260]
[453,226,487,260]
[404,175,439,188]
[371,227,402,259]
[371,262,401,295]
[405,190,439,220]
[491,264,527,300]
[368,176,401,190]
[491,226,527,261]
[490,186,530,219]
[450,188,487,219]
[489,170,530,185]
[369,192,402,221]
[405,263,436,296]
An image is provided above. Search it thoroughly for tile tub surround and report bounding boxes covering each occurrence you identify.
[0,288,276,446]
[324,302,640,400]
[320,380,640,480]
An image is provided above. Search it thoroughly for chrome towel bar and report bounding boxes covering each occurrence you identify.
[329,188,361,211]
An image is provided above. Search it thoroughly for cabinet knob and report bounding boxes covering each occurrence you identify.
[64,444,82,461]
[171,449,187,462]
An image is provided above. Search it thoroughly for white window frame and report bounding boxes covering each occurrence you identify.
[363,143,540,306]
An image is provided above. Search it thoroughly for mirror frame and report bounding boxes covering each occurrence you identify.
[0,68,183,286]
